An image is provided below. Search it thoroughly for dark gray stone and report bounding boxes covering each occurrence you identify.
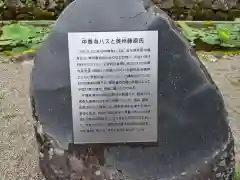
[30,0,235,179]
[156,0,174,9]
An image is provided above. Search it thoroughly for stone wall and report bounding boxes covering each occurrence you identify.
[151,0,240,20]
[0,0,239,20]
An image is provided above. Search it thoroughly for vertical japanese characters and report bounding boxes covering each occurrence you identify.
[68,31,158,144]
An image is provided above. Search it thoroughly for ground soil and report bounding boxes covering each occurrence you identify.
[0,53,239,179]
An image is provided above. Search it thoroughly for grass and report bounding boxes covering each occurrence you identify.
[235,166,240,180]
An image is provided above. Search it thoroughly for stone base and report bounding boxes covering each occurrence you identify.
[33,120,235,180]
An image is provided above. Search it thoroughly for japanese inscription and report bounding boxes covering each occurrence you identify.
[68,31,158,144]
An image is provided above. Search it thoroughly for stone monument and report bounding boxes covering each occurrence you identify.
[30,0,235,179]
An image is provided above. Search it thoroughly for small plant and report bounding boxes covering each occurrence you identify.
[0,22,50,56]
[0,20,239,56]
[177,20,240,48]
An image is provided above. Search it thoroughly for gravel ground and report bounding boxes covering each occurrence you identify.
[201,53,240,165]
[0,62,45,180]
[0,53,239,180]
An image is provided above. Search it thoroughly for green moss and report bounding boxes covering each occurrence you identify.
[216,11,229,21]
[202,9,215,20]
[229,9,240,20]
